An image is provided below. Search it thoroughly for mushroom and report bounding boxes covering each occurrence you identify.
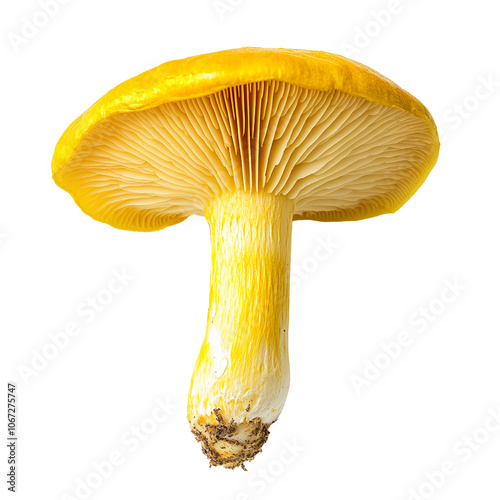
[52,47,440,469]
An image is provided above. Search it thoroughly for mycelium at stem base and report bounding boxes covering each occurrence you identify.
[187,190,295,469]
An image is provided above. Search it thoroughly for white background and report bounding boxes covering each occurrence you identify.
[1,1,499,499]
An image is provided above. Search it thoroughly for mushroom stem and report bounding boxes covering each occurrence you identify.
[188,190,295,469]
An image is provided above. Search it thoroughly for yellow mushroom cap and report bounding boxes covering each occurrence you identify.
[52,47,439,231]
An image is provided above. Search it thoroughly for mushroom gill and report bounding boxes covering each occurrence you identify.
[55,80,437,231]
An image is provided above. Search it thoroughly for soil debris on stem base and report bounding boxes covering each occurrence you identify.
[190,408,274,470]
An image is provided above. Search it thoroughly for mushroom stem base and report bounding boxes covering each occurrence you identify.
[190,408,273,470]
